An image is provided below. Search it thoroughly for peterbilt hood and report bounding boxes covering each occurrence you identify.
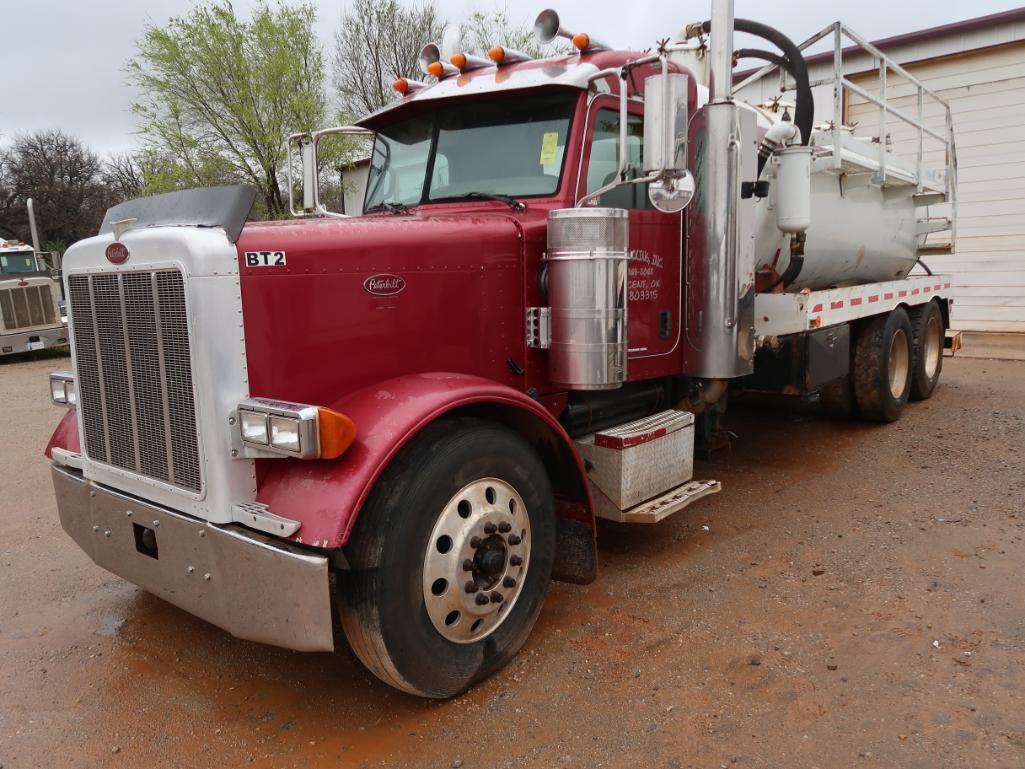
[235,211,532,408]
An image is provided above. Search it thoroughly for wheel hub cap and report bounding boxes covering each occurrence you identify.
[924,315,941,379]
[888,328,910,399]
[422,478,530,644]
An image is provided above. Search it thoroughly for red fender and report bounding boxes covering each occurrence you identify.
[44,409,81,458]
[43,373,595,572]
[256,372,594,550]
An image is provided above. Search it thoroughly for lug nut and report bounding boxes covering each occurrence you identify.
[490,591,503,603]
[464,580,478,594]
[498,521,512,533]
[483,522,497,534]
[475,593,490,606]
[469,536,481,549]
[462,558,474,571]
[508,534,521,545]
[509,555,523,566]
[503,576,517,589]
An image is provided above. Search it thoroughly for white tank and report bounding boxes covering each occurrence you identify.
[750,118,927,291]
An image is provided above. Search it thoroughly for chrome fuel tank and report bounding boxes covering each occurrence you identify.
[546,208,629,390]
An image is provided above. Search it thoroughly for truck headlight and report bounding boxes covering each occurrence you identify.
[269,416,302,453]
[236,398,356,460]
[240,409,269,444]
[49,371,76,407]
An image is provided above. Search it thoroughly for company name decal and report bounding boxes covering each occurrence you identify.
[364,274,406,296]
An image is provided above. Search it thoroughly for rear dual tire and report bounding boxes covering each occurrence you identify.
[909,300,944,401]
[852,308,914,423]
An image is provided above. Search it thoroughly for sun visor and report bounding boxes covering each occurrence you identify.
[99,185,257,244]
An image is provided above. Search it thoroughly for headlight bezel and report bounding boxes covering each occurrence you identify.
[236,398,320,459]
[49,371,76,407]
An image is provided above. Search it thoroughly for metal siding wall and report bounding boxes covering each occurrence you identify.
[848,42,1025,332]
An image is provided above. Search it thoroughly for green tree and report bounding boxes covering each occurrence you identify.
[128,1,329,217]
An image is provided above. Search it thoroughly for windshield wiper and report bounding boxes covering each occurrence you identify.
[440,192,526,212]
[364,201,413,215]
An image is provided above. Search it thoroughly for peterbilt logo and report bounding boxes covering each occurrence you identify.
[105,242,130,265]
[363,274,405,296]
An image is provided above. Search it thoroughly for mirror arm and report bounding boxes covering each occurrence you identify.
[287,126,375,218]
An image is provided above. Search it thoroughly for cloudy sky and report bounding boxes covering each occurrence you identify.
[2,0,1022,155]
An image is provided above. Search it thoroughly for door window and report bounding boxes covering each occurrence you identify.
[586,109,652,209]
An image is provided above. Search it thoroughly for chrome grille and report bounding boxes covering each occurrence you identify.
[68,270,202,493]
[0,284,57,330]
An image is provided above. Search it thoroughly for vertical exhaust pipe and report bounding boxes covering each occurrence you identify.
[27,198,41,253]
[708,0,735,103]
[685,0,757,379]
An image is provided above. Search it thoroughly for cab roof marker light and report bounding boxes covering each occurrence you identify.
[450,52,493,72]
[486,46,533,65]
[419,42,460,79]
[393,78,428,95]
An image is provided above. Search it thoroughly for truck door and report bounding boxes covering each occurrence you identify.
[578,99,683,374]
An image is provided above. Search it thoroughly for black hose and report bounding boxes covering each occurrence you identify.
[735,47,793,176]
[735,47,788,73]
[701,18,814,147]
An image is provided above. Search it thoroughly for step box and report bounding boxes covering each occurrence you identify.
[575,410,694,511]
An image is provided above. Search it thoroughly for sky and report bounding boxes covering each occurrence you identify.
[2,0,1023,156]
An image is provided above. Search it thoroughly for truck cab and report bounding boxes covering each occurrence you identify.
[0,238,66,355]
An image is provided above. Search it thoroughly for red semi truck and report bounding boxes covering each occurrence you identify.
[44,2,956,697]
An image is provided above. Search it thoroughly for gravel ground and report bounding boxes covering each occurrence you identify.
[1,351,1024,769]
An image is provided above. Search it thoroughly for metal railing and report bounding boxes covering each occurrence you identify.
[733,21,958,244]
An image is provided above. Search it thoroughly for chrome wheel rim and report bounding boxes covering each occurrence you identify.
[924,315,941,379]
[888,328,910,399]
[422,478,530,644]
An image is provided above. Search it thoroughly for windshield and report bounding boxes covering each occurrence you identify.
[364,91,577,211]
[0,252,38,274]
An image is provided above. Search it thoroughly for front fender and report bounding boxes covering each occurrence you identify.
[44,409,81,459]
[256,373,594,551]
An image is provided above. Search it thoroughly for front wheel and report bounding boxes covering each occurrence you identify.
[338,417,556,698]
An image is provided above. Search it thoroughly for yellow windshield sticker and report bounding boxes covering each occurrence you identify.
[540,132,559,164]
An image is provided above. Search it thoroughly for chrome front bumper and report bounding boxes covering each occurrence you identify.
[51,464,335,652]
[0,324,68,355]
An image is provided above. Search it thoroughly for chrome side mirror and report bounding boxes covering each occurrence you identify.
[648,173,696,213]
[287,126,374,218]
[643,72,694,213]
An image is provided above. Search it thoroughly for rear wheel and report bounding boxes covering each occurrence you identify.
[909,301,944,400]
[852,309,913,423]
[338,417,556,698]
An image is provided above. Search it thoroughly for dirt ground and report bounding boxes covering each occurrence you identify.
[2,351,1024,769]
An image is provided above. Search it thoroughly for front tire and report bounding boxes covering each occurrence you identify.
[338,417,555,698]
[852,308,913,423]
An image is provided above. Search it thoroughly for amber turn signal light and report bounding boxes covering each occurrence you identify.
[317,407,357,460]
